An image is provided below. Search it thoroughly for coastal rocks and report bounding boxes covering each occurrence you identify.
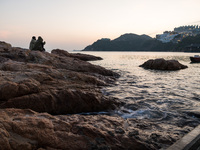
[0,108,152,150]
[139,58,188,70]
[52,49,103,61]
[0,44,117,77]
[71,52,103,61]
[0,41,119,114]
[0,41,196,150]
[0,108,194,150]
[0,88,118,114]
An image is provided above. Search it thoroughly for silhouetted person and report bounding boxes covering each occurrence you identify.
[33,36,46,51]
[29,36,36,50]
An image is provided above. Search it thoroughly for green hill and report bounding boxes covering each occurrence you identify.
[176,34,200,51]
[83,33,175,51]
[82,33,200,52]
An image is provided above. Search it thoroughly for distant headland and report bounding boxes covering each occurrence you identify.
[82,25,200,52]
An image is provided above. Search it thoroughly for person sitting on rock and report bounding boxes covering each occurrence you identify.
[32,36,46,51]
[29,36,36,50]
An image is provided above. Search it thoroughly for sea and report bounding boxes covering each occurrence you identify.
[79,51,200,128]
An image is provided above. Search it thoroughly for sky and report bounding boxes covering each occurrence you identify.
[1,0,200,51]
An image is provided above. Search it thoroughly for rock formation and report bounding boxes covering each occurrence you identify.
[0,41,193,150]
[52,49,103,61]
[0,41,119,114]
[1,108,194,150]
[0,108,153,150]
[139,58,188,70]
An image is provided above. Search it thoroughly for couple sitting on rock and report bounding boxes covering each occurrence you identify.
[29,36,46,51]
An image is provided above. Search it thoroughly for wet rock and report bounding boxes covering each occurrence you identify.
[139,58,188,70]
[0,108,151,150]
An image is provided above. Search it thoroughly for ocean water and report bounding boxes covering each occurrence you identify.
[81,52,200,127]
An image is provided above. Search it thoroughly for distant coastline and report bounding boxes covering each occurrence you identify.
[82,26,200,53]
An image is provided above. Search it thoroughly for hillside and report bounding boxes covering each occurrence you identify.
[83,33,200,52]
[83,33,176,51]
[176,34,200,51]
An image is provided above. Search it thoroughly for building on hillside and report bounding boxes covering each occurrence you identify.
[156,25,200,43]
[174,25,200,33]
[156,31,178,43]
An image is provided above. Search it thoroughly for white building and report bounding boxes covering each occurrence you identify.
[156,32,178,43]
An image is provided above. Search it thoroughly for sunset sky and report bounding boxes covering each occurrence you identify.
[1,0,200,51]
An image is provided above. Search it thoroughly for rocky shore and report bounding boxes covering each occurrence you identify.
[0,42,120,114]
[0,41,194,150]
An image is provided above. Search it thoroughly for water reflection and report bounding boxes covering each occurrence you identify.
[83,52,200,125]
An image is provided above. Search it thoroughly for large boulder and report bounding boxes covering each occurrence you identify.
[139,58,188,70]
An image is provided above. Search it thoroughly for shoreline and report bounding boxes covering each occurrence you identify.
[0,41,198,149]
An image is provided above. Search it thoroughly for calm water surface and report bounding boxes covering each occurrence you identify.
[81,52,200,126]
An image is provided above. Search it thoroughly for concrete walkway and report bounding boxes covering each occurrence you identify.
[167,125,200,150]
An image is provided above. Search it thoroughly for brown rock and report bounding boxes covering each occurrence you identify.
[0,108,152,150]
[139,58,188,70]
[0,88,118,115]
[0,42,195,150]
[69,53,103,61]
[51,49,103,61]
[0,43,117,77]
[0,41,12,52]
[51,49,71,57]
[0,108,190,150]
[0,62,119,114]
[0,41,119,114]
